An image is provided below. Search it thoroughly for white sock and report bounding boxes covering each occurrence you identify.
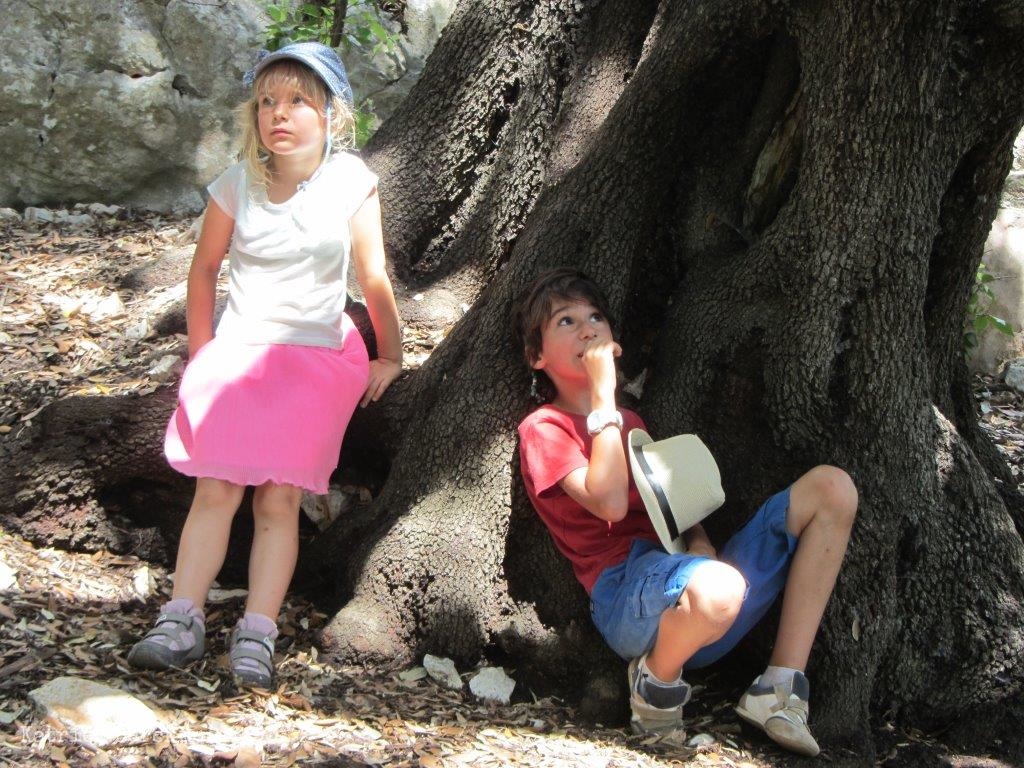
[639,655,682,685]
[760,665,799,690]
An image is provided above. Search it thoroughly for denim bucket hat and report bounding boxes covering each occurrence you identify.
[243,42,354,106]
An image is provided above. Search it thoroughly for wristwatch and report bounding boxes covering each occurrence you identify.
[587,408,623,435]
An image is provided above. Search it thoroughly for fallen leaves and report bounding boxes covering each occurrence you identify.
[0,216,191,438]
[0,527,763,768]
[976,376,1024,484]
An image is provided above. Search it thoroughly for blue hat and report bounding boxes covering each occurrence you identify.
[243,42,353,105]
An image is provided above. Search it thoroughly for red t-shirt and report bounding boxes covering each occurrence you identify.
[518,404,660,593]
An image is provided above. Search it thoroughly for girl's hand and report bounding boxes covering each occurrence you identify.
[361,357,402,407]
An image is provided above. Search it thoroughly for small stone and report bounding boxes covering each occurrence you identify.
[24,207,55,223]
[125,319,150,342]
[131,566,154,600]
[0,558,17,591]
[147,355,183,381]
[1003,359,1024,394]
[56,211,95,229]
[86,293,126,320]
[87,203,122,216]
[29,677,163,747]
[207,587,248,602]
[687,732,716,748]
[0,208,19,224]
[468,666,515,704]
[300,487,354,530]
[423,654,463,690]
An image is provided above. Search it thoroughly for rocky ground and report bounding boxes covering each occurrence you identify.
[2,210,1021,767]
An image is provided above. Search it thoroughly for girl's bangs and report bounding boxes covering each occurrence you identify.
[255,61,327,105]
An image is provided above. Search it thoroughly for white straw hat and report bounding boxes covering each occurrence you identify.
[628,429,725,553]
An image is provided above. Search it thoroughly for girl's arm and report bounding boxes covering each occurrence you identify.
[186,200,234,358]
[559,340,630,522]
[350,189,402,407]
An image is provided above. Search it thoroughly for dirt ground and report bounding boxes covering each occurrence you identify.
[2,211,1021,767]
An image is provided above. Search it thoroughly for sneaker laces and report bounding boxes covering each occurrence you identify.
[769,687,810,726]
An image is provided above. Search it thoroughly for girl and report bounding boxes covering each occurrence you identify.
[128,42,402,688]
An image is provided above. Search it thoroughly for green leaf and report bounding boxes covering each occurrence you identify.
[991,316,1015,336]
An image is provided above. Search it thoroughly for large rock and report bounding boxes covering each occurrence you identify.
[29,677,163,747]
[343,0,457,125]
[0,0,266,213]
[0,1,456,212]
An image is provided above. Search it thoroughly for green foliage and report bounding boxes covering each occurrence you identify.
[262,1,400,146]
[352,99,378,147]
[264,1,398,55]
[965,263,1014,352]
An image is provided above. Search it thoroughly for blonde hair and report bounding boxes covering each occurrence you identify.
[238,59,356,188]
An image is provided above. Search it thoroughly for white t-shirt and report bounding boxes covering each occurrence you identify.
[207,152,378,348]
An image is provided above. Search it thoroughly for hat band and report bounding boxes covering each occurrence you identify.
[632,445,680,542]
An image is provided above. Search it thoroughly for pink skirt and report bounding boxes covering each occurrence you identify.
[164,315,369,494]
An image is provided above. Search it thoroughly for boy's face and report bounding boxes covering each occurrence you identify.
[532,298,614,383]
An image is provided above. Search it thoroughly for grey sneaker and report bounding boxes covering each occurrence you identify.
[128,611,205,670]
[735,671,820,757]
[626,654,691,735]
[230,627,276,689]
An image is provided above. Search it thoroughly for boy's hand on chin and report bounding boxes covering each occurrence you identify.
[582,339,622,394]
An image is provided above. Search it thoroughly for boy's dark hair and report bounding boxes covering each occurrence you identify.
[514,267,616,368]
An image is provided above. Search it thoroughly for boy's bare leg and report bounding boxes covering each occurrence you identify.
[770,465,857,670]
[172,477,246,605]
[646,560,746,681]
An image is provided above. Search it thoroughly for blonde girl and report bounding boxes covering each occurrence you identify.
[128,43,402,688]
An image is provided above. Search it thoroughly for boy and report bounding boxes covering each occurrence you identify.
[515,268,857,756]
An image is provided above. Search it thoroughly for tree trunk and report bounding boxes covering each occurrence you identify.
[6,0,1024,758]
[317,0,1024,755]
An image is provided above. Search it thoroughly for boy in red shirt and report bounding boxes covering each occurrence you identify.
[516,269,857,756]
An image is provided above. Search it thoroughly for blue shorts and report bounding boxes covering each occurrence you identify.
[589,487,797,668]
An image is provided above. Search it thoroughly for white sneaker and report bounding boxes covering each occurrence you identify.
[626,654,690,735]
[735,671,821,756]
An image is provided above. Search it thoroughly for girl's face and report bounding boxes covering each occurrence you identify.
[256,81,326,163]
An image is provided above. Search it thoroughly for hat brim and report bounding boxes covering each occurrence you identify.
[629,429,683,553]
[251,47,354,104]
